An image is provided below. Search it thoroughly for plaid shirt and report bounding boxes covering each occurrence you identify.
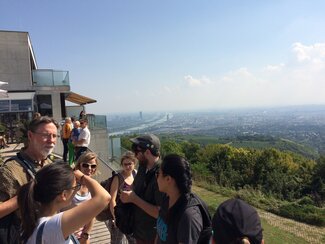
[0,151,52,205]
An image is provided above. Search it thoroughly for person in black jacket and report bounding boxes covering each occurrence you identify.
[120,134,164,244]
[156,154,205,244]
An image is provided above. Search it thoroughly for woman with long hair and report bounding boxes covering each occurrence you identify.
[156,154,205,244]
[67,152,99,243]
[18,162,110,243]
[106,151,137,244]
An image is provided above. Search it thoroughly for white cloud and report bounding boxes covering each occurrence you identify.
[184,75,211,87]
[177,42,325,109]
[264,63,285,72]
[292,42,325,63]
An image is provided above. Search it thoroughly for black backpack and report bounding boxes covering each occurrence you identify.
[0,153,37,244]
[96,170,136,222]
[177,193,212,244]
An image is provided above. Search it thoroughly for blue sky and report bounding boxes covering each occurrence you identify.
[1,1,325,114]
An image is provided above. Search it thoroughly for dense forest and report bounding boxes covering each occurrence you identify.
[122,135,325,226]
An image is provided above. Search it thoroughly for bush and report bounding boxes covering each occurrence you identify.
[276,202,325,226]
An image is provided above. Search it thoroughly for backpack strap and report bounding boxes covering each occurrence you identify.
[174,193,212,243]
[3,152,37,179]
[35,221,80,244]
[35,221,46,244]
[69,234,80,244]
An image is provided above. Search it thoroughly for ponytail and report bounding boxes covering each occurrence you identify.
[18,162,74,242]
[18,179,41,242]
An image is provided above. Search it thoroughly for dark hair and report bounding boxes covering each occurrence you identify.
[160,154,192,194]
[18,162,74,242]
[28,116,59,133]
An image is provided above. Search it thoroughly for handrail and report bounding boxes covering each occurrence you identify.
[87,147,116,171]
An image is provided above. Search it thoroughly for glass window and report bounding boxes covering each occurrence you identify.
[11,100,32,112]
[0,100,10,112]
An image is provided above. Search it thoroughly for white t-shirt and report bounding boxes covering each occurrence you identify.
[78,127,90,147]
[26,212,72,244]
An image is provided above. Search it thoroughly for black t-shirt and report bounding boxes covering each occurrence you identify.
[132,162,164,240]
[157,194,203,244]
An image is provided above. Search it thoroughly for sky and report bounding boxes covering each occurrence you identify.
[1,0,325,114]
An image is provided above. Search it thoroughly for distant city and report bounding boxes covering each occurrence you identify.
[106,105,325,154]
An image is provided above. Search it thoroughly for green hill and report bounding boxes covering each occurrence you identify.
[163,134,318,159]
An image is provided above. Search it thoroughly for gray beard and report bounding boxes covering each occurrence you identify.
[39,148,53,159]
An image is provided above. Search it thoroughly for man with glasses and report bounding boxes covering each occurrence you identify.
[0,116,59,244]
[120,134,164,244]
[74,119,91,160]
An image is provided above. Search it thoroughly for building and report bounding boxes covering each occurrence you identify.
[0,30,110,164]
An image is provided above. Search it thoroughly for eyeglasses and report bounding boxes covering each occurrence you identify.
[32,131,59,139]
[81,163,97,169]
[69,182,81,191]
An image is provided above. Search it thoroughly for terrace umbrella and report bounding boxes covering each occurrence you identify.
[0,81,8,97]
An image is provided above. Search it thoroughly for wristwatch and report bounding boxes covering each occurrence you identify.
[81,232,89,240]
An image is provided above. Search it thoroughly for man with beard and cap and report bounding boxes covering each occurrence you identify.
[0,116,59,244]
[120,134,164,244]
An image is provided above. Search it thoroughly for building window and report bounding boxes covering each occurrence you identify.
[0,100,9,112]
[37,95,52,117]
[10,99,32,112]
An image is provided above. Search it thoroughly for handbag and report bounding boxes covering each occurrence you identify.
[114,201,135,235]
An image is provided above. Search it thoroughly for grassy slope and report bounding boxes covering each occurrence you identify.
[192,185,311,244]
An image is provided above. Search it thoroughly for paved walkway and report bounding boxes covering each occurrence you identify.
[0,144,112,243]
[90,221,111,243]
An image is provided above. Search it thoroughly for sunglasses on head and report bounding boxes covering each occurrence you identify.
[81,163,97,169]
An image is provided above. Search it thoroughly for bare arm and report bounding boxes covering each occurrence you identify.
[0,196,18,218]
[61,170,111,239]
[109,176,119,220]
[79,217,95,244]
[120,191,159,218]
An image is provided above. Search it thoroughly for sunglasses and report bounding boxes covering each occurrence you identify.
[69,182,81,191]
[81,163,97,169]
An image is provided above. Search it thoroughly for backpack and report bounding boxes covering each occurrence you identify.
[95,170,136,222]
[177,193,212,244]
[0,153,37,244]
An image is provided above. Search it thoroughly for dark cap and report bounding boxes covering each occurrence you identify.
[212,198,263,244]
[130,134,160,154]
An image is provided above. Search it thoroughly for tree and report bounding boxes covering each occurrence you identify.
[161,140,185,158]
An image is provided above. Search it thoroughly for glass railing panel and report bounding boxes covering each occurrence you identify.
[32,70,70,86]
[33,70,53,86]
[53,70,69,86]
[87,114,107,130]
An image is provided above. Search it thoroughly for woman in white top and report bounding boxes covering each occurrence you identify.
[71,152,99,243]
[18,162,110,244]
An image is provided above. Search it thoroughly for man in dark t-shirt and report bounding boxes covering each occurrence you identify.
[120,134,164,244]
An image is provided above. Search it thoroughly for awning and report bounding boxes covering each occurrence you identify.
[65,92,97,105]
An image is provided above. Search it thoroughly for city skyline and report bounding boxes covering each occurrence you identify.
[1,1,325,113]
